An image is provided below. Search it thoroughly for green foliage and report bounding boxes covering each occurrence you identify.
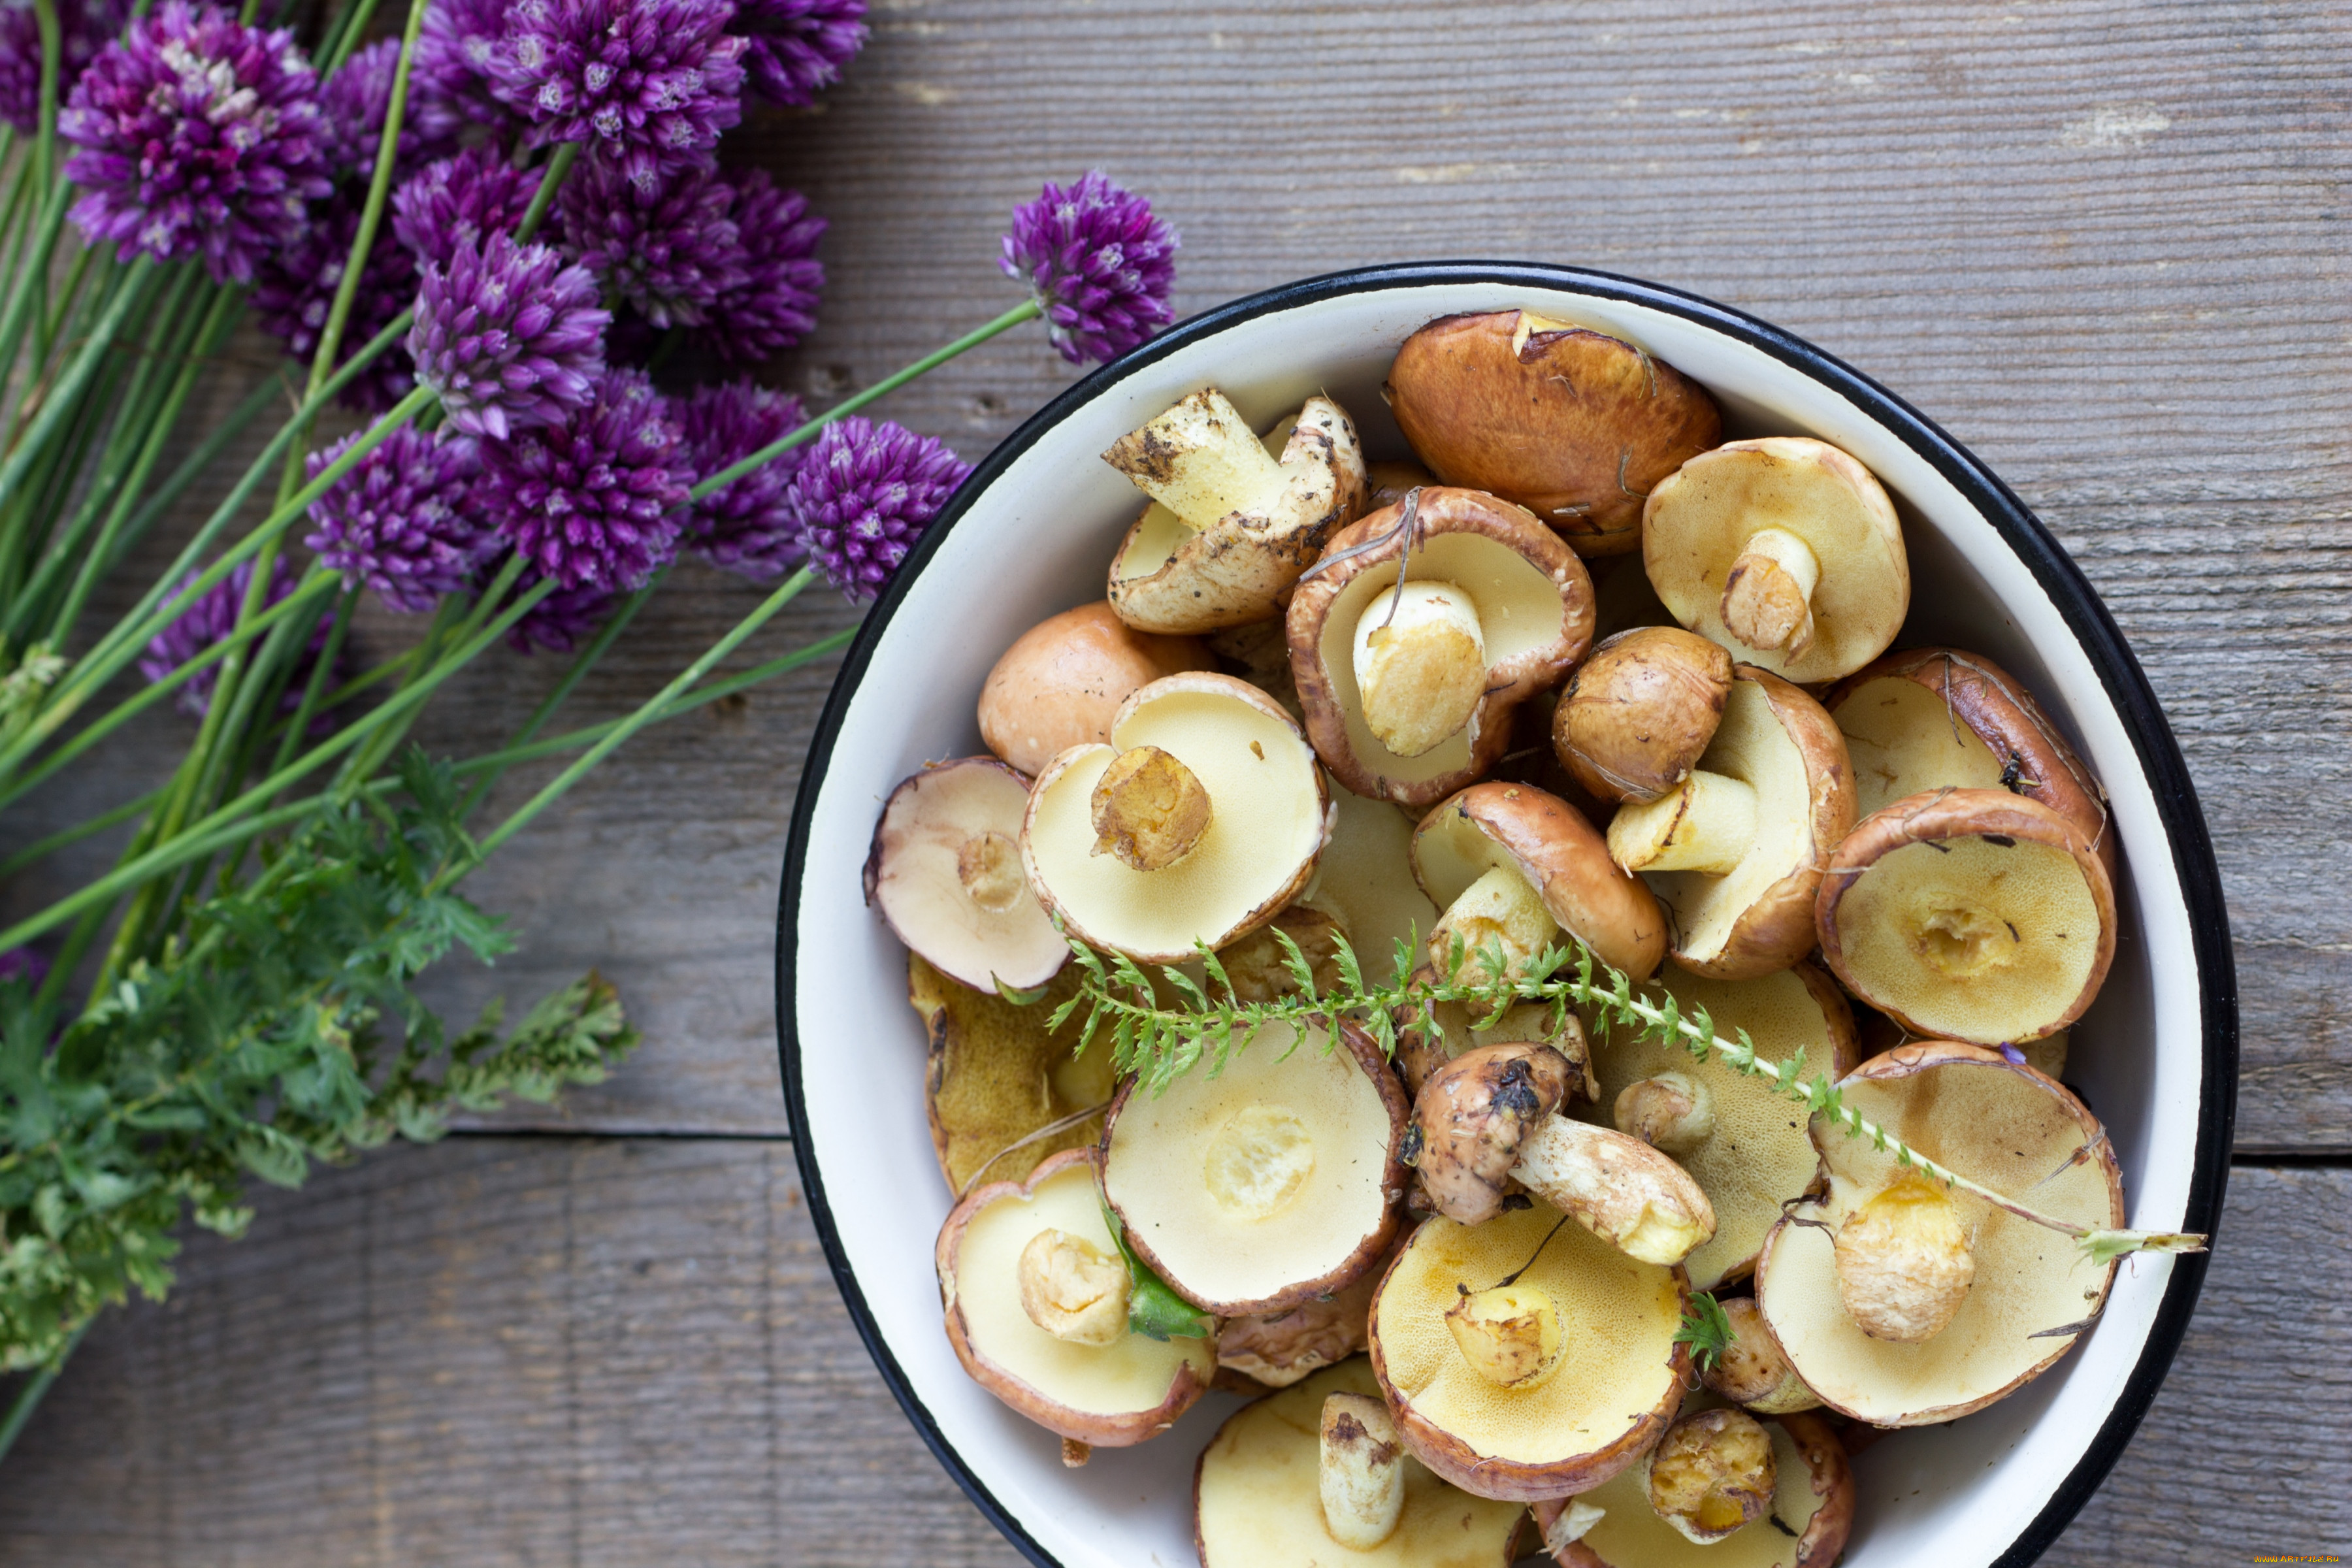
[1674,1290,1735,1375]
[0,751,638,1371]
[1098,1198,1211,1341]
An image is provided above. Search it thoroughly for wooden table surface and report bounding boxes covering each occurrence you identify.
[4,1,2349,1561]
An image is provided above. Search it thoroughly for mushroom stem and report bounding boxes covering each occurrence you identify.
[1832,1172,1977,1343]
[1509,1115,1717,1266]
[955,829,1026,914]
[1016,1227,1132,1346]
[1721,525,1821,656]
[1352,580,1488,758]
[1614,1071,1715,1156]
[1541,1499,1607,1554]
[1088,744,1213,872]
[1427,864,1561,983]
[1646,1407,1779,1544]
[1445,1282,1566,1388]
[1100,388,1286,531]
[1318,1392,1407,1550]
[1607,769,1757,875]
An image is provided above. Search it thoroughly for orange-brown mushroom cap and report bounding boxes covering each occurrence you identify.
[979,602,1216,777]
[1415,782,1668,982]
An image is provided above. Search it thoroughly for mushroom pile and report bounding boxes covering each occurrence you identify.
[860,318,2137,1565]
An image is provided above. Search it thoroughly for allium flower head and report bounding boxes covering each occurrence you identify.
[408,231,610,441]
[138,557,338,719]
[787,416,968,602]
[479,553,619,653]
[490,0,745,180]
[559,150,742,329]
[0,0,125,135]
[678,379,806,581]
[696,168,822,365]
[304,427,491,612]
[252,187,419,410]
[479,368,689,592]
[320,37,453,177]
[60,2,333,284]
[1000,171,1178,367]
[731,0,864,108]
[410,0,512,139]
[391,145,538,269]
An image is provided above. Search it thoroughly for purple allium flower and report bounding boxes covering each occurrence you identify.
[731,0,864,108]
[478,367,688,592]
[391,145,538,269]
[489,0,745,182]
[252,188,419,411]
[999,171,1178,367]
[0,946,50,989]
[410,0,512,139]
[559,150,741,329]
[479,554,619,653]
[60,3,333,284]
[0,0,124,135]
[303,427,491,612]
[786,416,968,602]
[677,379,806,581]
[408,231,610,441]
[319,37,454,178]
[1999,1043,2029,1068]
[695,168,822,365]
[138,557,338,719]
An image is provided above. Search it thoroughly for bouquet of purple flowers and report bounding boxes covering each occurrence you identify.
[0,0,1177,1440]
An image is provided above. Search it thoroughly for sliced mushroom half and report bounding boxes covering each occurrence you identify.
[1816,789,2115,1045]
[1288,487,1595,808]
[1644,436,1908,683]
[1194,1358,1526,1567]
[1103,390,1369,633]
[979,602,1216,777]
[936,1147,1215,1448]
[1102,1019,1408,1317]
[866,757,1070,992]
[1607,668,1855,980]
[1754,1042,2125,1426]
[909,953,1109,1196]
[1384,310,1722,557]
[1022,672,1331,962]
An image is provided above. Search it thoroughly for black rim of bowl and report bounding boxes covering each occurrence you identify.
[775,260,2236,1568]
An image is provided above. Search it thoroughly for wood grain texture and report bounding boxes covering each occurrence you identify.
[0,1143,2338,1565]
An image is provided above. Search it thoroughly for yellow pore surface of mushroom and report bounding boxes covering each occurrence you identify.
[1103,1021,1398,1313]
[1299,786,1438,988]
[1580,966,1854,1292]
[1024,676,1327,962]
[1195,1360,1526,1568]
[1375,1203,1683,1475]
[1565,1399,1837,1568]
[908,955,1108,1196]
[1835,674,2008,819]
[1756,1048,2123,1426]
[950,1158,1213,1417]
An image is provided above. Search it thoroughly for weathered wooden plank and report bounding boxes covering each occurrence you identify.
[0,1141,2337,1564]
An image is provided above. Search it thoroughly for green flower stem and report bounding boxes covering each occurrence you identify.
[515,143,578,244]
[0,255,160,548]
[0,176,74,429]
[0,786,162,881]
[29,0,58,201]
[318,0,387,74]
[31,233,97,372]
[268,583,362,779]
[455,568,659,817]
[328,563,510,794]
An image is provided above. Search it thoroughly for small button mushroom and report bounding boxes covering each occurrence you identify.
[1816,788,2116,1047]
[1832,1171,1976,1343]
[1411,1043,1716,1267]
[1644,1406,1777,1544]
[1017,1227,1132,1346]
[1444,1281,1565,1388]
[1643,436,1908,683]
[1384,309,1722,557]
[1700,1296,1821,1414]
[866,758,1070,994]
[1614,1071,1714,1157]
[979,602,1217,777]
[1101,389,1369,633]
[1288,487,1596,809]
[1318,1392,1407,1549]
[1554,627,1734,805]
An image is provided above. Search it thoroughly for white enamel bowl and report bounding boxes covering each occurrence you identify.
[778,264,2234,1568]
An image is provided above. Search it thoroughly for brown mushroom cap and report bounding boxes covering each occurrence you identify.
[979,603,1216,776]
[1754,1042,2125,1426]
[1554,628,1735,804]
[1816,789,2116,1045]
[1534,1403,1854,1568]
[1699,1295,1821,1414]
[1102,1018,1408,1317]
[1366,459,1438,514]
[1385,310,1722,557]
[908,954,1109,1196]
[936,1147,1215,1447]
[1409,1041,1576,1226]
[1369,1200,1690,1501]
[865,757,1071,994]
[1288,487,1596,809]
[1825,645,2114,875]
[1413,783,1667,981]
[1637,667,1855,981]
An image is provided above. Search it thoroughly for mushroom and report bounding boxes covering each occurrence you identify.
[979,602,1217,776]
[1815,789,2115,1046]
[1753,1042,2126,1425]
[1858,1004,2070,1081]
[907,953,1111,1196]
[1411,1043,1715,1267]
[1365,458,1436,514]
[1102,389,1369,633]
[1412,781,1667,986]
[1395,997,1597,1104]
[1579,964,1859,1291]
[1531,1402,1854,1567]
[1384,310,1722,556]
[1826,645,2112,874]
[866,758,1070,993]
[1022,672,1331,962]
[1642,436,1908,683]
[1193,1359,1526,1566]
[1214,1233,1401,1391]
[1298,785,1441,988]
[1204,616,1305,722]
[1288,487,1596,809]
[1213,904,1348,1003]
[936,1147,1215,1449]
[1642,1406,1778,1543]
[1368,1196,1690,1500]
[1553,627,1734,805]
[1606,667,1855,980]
[1699,1295,1821,1414]
[1102,1018,1408,1316]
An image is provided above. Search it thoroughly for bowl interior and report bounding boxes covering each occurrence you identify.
[783,272,2217,1568]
